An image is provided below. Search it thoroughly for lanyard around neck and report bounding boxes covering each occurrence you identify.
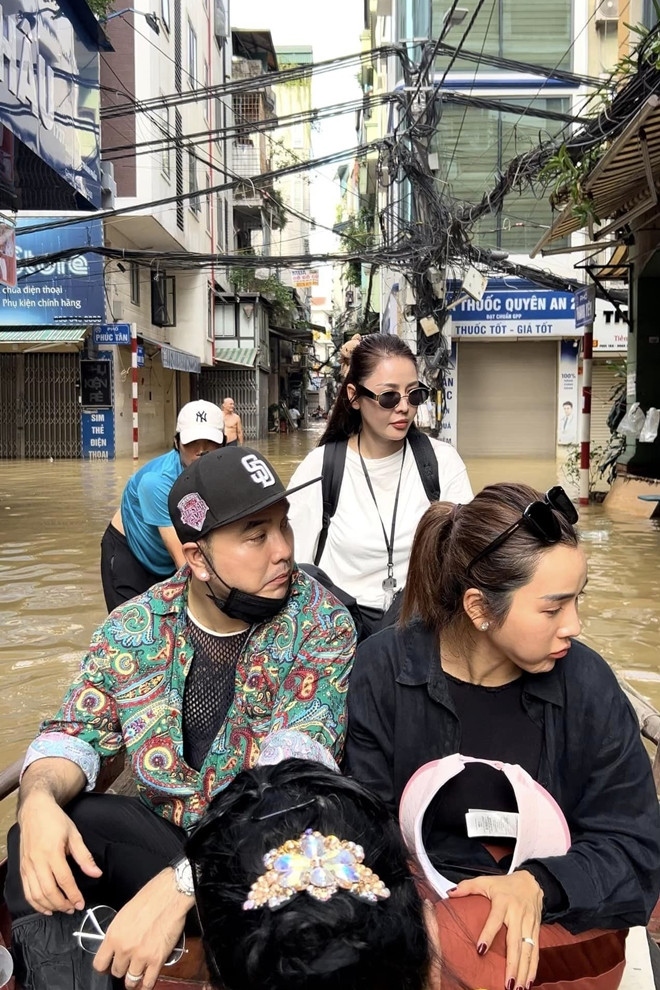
[357,435,407,591]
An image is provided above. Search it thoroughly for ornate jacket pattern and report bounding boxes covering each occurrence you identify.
[33,568,356,830]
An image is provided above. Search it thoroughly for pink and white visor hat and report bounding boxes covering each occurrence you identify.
[399,754,571,899]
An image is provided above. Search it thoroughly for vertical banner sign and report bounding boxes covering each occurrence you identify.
[439,342,458,445]
[558,341,579,445]
[81,410,115,460]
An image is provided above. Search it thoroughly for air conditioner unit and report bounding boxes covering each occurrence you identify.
[595,0,618,23]
[100,160,116,209]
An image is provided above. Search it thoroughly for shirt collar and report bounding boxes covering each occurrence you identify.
[395,620,565,707]
[149,566,191,616]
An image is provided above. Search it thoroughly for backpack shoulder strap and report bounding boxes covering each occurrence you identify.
[407,429,441,502]
[314,440,348,566]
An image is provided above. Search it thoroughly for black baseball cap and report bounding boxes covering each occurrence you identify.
[169,446,320,543]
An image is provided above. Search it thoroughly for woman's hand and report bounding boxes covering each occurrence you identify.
[448,869,542,990]
[92,869,193,990]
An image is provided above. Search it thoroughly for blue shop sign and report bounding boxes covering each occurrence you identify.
[574,285,596,329]
[94,323,132,345]
[81,409,115,460]
[0,217,104,326]
[0,0,105,207]
[448,279,578,338]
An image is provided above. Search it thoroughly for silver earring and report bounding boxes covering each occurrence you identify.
[480,621,490,631]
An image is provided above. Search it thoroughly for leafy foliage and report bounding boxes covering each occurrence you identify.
[85,0,116,16]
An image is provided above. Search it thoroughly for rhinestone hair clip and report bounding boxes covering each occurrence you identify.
[243,828,391,910]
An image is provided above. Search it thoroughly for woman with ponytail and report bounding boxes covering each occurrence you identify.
[344,483,660,990]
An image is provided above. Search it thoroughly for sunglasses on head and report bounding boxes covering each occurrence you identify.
[466,486,578,576]
[355,383,431,409]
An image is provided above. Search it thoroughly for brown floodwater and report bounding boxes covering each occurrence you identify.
[1,427,659,851]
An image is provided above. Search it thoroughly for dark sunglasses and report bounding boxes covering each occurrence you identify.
[467,486,578,576]
[355,383,430,409]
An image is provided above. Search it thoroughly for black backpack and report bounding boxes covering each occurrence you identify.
[313,428,441,566]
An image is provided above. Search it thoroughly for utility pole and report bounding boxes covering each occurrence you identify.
[574,285,595,505]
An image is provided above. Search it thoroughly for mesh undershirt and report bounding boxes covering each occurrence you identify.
[182,615,250,771]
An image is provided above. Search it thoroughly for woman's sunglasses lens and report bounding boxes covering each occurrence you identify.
[408,387,430,406]
[377,391,401,409]
[525,501,561,542]
[546,486,579,524]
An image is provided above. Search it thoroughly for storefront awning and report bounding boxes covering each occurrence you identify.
[160,344,201,374]
[532,94,660,255]
[139,335,201,374]
[214,347,258,368]
[0,327,87,343]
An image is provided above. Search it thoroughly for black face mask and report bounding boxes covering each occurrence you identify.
[198,546,291,625]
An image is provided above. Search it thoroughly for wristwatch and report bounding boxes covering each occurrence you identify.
[171,855,195,897]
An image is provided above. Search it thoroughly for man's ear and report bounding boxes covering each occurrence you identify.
[462,587,490,631]
[183,542,208,580]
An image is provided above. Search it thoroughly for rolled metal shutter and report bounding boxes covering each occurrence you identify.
[457,340,557,457]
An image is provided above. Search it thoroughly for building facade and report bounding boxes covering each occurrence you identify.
[0,0,110,458]
[358,0,626,461]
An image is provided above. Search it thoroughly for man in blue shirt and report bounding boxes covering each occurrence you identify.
[100,400,224,610]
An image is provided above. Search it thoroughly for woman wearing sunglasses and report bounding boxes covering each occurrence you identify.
[344,483,660,990]
[287,333,473,640]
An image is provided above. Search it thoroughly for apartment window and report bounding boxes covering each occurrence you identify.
[188,21,197,86]
[205,173,212,231]
[189,149,200,214]
[161,0,170,31]
[130,263,140,305]
[203,59,209,122]
[159,100,171,178]
[430,98,570,252]
[430,0,572,72]
[151,272,176,327]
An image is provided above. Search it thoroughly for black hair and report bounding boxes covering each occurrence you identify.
[186,759,431,990]
[320,334,418,445]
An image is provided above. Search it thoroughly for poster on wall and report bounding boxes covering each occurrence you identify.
[558,340,579,445]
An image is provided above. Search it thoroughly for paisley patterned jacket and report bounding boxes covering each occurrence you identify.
[24,567,356,830]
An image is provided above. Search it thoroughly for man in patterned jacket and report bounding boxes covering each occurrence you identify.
[6,447,356,990]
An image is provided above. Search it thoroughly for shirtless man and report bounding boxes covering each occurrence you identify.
[222,396,244,446]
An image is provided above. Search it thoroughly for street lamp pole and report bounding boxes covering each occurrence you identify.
[100,8,161,34]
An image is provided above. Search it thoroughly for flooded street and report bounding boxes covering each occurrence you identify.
[1,429,659,848]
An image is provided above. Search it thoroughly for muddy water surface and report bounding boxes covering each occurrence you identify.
[1,429,659,850]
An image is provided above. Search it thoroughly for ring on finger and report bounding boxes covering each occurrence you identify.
[126,972,144,984]
[521,936,535,947]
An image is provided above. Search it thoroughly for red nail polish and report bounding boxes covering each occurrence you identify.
[477,942,487,956]
[506,980,515,990]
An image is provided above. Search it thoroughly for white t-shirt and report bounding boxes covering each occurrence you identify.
[287,438,473,610]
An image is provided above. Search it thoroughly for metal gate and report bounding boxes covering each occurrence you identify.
[0,352,81,458]
[0,354,18,458]
[199,368,259,439]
